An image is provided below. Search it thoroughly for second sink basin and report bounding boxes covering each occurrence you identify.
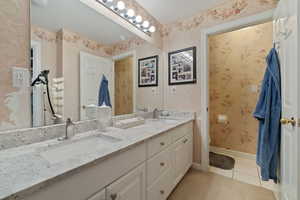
[147,118,179,124]
[40,134,122,164]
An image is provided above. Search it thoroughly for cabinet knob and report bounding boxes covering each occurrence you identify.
[160,162,165,167]
[160,142,165,146]
[110,194,117,200]
[183,139,188,144]
[160,190,165,195]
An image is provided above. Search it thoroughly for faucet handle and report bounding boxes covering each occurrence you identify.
[66,118,74,125]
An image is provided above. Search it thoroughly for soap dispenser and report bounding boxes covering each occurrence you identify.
[97,103,112,132]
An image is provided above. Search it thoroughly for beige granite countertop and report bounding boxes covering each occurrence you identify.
[0,117,194,200]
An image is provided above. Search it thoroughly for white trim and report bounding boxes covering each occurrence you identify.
[192,163,205,171]
[200,10,274,172]
[112,50,137,114]
[210,146,256,160]
[31,40,44,127]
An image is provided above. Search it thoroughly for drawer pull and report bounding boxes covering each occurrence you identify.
[110,194,117,200]
[183,139,188,144]
[160,162,165,167]
[160,142,165,146]
[160,190,165,195]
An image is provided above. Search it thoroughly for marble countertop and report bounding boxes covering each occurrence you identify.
[0,117,194,200]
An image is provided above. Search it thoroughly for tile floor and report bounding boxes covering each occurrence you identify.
[168,169,276,200]
[209,151,278,193]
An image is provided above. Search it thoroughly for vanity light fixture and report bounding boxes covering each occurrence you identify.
[117,1,125,10]
[142,20,149,28]
[95,0,156,35]
[127,9,135,18]
[103,0,113,3]
[149,26,156,33]
[135,15,142,23]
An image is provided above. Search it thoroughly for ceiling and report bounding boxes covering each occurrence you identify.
[31,0,135,45]
[135,0,225,24]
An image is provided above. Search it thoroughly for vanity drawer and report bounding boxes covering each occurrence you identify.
[171,122,193,142]
[88,189,106,200]
[147,132,171,158]
[147,167,174,200]
[147,146,172,186]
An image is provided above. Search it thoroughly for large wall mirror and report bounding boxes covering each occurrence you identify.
[0,0,163,132]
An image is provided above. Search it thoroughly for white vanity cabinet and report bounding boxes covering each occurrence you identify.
[146,122,193,200]
[21,121,193,200]
[88,189,106,200]
[106,164,146,200]
[173,131,193,186]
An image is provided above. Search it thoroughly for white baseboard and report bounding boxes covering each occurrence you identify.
[192,163,207,171]
[273,191,280,200]
[210,146,256,160]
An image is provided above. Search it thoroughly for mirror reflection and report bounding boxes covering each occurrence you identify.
[27,0,162,128]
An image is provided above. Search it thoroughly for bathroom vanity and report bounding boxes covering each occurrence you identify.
[0,116,194,200]
[0,1,196,199]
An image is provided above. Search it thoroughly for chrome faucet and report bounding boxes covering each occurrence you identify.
[58,118,75,141]
[153,108,160,119]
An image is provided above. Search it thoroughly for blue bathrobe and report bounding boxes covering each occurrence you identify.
[253,48,281,183]
[98,75,112,107]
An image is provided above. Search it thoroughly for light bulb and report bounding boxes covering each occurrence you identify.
[149,26,156,33]
[135,15,142,23]
[127,9,135,18]
[142,20,149,28]
[117,1,125,10]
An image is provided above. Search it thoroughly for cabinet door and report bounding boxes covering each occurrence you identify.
[88,189,106,200]
[147,167,174,200]
[183,133,193,173]
[173,138,186,185]
[107,164,146,200]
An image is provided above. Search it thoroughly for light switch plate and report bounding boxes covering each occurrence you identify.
[171,86,176,94]
[12,67,30,88]
[250,84,258,93]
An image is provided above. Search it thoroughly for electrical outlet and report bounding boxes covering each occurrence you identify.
[12,67,30,88]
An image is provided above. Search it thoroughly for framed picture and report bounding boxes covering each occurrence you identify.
[168,47,197,85]
[138,55,158,87]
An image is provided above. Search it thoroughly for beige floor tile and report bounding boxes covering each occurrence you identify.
[234,157,259,176]
[209,166,233,178]
[261,180,278,191]
[168,169,275,200]
[233,171,261,186]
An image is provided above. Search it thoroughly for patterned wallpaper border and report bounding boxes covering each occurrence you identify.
[160,0,277,37]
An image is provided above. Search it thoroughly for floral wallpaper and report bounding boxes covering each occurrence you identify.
[32,26,57,43]
[31,26,146,57]
[161,0,277,37]
[0,0,30,131]
[209,22,273,154]
[109,37,146,56]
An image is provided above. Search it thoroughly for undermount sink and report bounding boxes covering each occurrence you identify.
[40,134,122,164]
[159,119,178,124]
[147,118,178,124]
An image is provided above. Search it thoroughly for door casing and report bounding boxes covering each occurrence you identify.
[200,10,274,171]
[113,51,137,115]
